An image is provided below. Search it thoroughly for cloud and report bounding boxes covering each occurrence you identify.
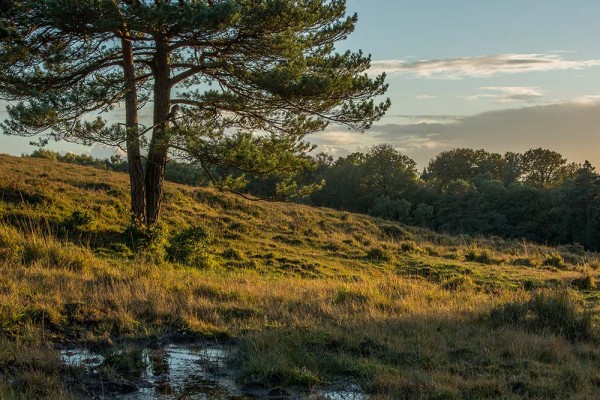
[385,114,464,124]
[317,145,351,158]
[366,100,600,166]
[90,145,125,159]
[416,95,438,100]
[460,86,544,103]
[306,100,600,165]
[370,54,600,79]
[311,130,364,146]
[573,94,600,104]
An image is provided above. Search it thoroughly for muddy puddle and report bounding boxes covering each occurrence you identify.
[61,343,367,399]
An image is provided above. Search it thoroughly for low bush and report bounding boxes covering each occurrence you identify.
[399,240,422,253]
[61,209,94,232]
[365,247,392,262]
[167,225,217,268]
[464,248,496,264]
[21,237,93,271]
[125,222,170,262]
[510,257,539,267]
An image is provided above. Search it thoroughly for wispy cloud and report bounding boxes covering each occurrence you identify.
[309,130,364,146]
[384,115,464,124]
[370,54,600,79]
[573,94,600,104]
[318,145,351,158]
[311,100,600,167]
[416,95,438,100]
[460,86,544,103]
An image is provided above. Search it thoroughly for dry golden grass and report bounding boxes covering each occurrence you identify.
[1,154,600,398]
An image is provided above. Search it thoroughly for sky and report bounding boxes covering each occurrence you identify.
[3,0,600,167]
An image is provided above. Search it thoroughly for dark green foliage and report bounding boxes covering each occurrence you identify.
[124,222,170,261]
[425,148,504,187]
[412,203,435,228]
[167,226,215,268]
[164,161,208,186]
[522,148,573,187]
[306,145,600,251]
[363,144,418,198]
[308,146,418,213]
[370,196,411,221]
[61,210,94,232]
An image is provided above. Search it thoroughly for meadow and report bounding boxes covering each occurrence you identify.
[1,154,600,399]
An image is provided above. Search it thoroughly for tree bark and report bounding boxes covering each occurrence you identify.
[145,38,171,225]
[121,29,146,224]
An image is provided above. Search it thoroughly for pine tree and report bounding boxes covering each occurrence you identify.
[1,0,389,225]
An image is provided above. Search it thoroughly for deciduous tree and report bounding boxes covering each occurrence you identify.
[522,148,568,187]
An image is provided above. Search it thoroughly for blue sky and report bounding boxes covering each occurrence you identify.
[3,1,600,167]
[305,0,600,166]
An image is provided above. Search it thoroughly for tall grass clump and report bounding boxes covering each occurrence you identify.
[365,247,393,262]
[0,224,24,263]
[22,236,94,272]
[0,339,72,399]
[571,274,597,290]
[490,290,594,342]
[464,247,496,264]
[0,223,93,271]
[543,253,567,269]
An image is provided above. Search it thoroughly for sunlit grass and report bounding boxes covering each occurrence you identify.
[1,154,600,398]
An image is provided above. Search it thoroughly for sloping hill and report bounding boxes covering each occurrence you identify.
[1,154,600,399]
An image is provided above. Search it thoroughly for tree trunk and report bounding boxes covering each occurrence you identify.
[121,30,146,224]
[145,38,171,226]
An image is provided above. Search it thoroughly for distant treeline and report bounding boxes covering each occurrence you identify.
[303,146,600,251]
[28,146,600,250]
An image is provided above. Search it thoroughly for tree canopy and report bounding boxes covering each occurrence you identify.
[522,148,575,187]
[0,0,390,225]
[305,145,599,250]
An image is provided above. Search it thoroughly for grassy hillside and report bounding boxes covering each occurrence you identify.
[1,154,600,399]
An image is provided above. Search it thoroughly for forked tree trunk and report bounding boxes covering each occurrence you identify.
[144,38,171,226]
[121,30,146,224]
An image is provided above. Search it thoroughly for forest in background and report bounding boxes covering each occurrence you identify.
[27,145,600,251]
